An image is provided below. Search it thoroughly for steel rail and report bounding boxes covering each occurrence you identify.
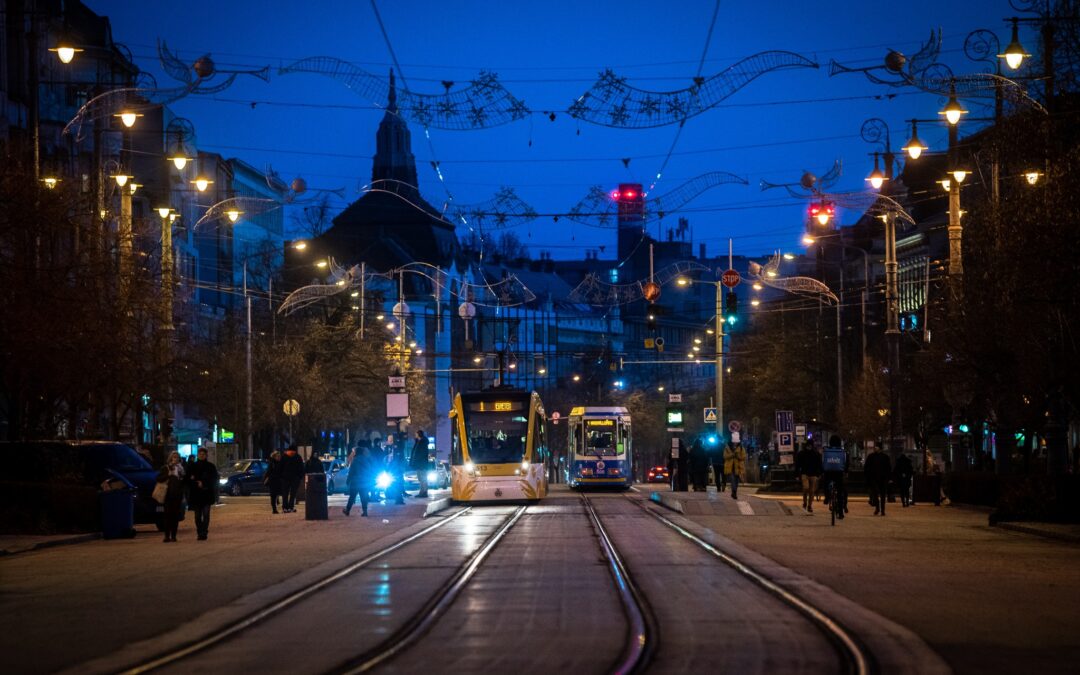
[334,505,528,674]
[120,506,474,674]
[581,494,658,674]
[628,494,877,675]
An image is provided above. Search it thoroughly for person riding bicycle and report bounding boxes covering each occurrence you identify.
[821,434,849,519]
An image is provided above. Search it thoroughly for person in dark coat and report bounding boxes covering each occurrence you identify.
[893,453,914,507]
[187,446,219,540]
[708,442,726,492]
[864,446,893,516]
[410,430,430,498]
[387,437,406,504]
[157,451,186,542]
[667,438,688,492]
[264,450,283,514]
[688,438,708,491]
[280,445,305,513]
[343,443,377,516]
[794,441,823,512]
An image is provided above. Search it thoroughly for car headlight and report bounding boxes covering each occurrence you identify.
[375,471,393,489]
[426,471,438,482]
[218,478,228,485]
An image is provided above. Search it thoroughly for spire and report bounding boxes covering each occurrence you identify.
[372,68,417,187]
[387,69,397,113]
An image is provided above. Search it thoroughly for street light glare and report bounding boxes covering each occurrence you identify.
[1024,171,1042,185]
[676,277,690,286]
[999,19,1030,70]
[156,207,171,219]
[951,170,969,183]
[192,177,213,192]
[226,209,241,223]
[293,241,308,251]
[939,89,968,125]
[169,156,191,170]
[802,235,815,246]
[751,299,760,306]
[783,253,795,260]
[115,112,141,128]
[111,174,130,187]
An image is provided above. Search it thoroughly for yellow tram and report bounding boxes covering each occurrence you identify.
[449,389,549,502]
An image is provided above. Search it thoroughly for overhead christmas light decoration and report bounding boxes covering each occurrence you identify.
[279,59,528,130]
[567,51,818,128]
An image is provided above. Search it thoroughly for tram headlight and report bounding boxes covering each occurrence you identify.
[521,460,530,471]
[465,462,475,475]
[375,471,393,489]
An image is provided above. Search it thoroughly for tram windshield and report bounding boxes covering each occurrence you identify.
[583,420,620,456]
[465,411,527,464]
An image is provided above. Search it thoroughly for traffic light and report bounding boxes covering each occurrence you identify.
[724,292,738,325]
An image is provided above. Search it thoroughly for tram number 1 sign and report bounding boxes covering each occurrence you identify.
[721,269,741,288]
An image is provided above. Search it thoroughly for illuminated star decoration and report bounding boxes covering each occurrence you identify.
[278,57,529,130]
[568,51,819,128]
[194,167,344,229]
[63,40,270,141]
[568,261,710,307]
[749,254,839,305]
[446,187,539,230]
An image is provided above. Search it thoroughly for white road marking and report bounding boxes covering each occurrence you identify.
[737,500,754,515]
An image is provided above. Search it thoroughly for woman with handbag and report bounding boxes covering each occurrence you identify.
[156,451,186,542]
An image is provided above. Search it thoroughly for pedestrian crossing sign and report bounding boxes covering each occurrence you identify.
[704,407,718,424]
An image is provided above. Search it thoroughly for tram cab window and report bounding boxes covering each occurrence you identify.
[465,410,527,464]
[585,421,618,456]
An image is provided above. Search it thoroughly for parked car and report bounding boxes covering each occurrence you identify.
[322,459,349,494]
[646,465,670,483]
[403,460,450,492]
[218,459,269,496]
[0,440,177,530]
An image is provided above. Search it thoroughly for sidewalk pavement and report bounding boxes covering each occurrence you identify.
[0,532,101,556]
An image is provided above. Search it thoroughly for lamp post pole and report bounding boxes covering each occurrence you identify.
[245,262,254,458]
[715,280,723,441]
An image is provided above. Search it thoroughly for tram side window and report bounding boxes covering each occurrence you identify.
[451,422,463,465]
[534,416,546,464]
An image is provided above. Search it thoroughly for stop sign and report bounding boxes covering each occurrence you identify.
[721,269,741,288]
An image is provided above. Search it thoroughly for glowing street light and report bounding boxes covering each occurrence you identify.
[114,111,142,128]
[293,240,308,251]
[167,154,193,170]
[903,120,928,160]
[939,85,968,126]
[111,174,131,187]
[1024,171,1042,185]
[226,209,242,223]
[999,18,1030,70]
[49,36,83,64]
[866,152,887,189]
[191,177,214,192]
[41,177,59,189]
[802,234,815,246]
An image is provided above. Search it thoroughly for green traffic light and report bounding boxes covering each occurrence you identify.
[726,315,737,325]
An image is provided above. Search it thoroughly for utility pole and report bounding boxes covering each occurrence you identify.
[883,149,902,459]
[245,263,254,458]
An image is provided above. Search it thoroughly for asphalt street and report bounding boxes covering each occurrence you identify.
[0,485,1076,674]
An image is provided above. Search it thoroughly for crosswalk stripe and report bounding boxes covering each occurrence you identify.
[737,500,754,515]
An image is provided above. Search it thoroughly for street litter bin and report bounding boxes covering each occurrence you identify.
[305,472,329,520]
[913,474,942,506]
[99,478,136,539]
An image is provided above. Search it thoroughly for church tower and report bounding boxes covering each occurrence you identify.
[371,70,419,188]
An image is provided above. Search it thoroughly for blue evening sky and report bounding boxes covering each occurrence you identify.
[89,0,1021,260]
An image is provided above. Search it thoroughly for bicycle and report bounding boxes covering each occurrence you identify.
[825,481,843,526]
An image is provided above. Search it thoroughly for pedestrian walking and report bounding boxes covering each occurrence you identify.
[707,441,726,492]
[343,443,378,517]
[187,446,219,540]
[893,452,914,508]
[723,438,747,499]
[688,438,708,491]
[264,450,283,513]
[668,438,689,492]
[280,445,305,513]
[157,451,185,542]
[411,430,430,498]
[794,441,823,512]
[864,445,892,516]
[384,436,406,504]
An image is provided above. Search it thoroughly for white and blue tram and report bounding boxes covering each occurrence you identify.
[565,406,633,489]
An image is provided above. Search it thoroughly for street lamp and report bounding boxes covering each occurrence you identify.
[113,111,142,128]
[866,152,888,189]
[999,18,1031,70]
[226,209,242,223]
[49,34,83,64]
[191,177,214,192]
[939,84,968,125]
[675,274,726,442]
[167,153,193,170]
[41,176,59,189]
[111,174,131,187]
[902,120,928,159]
[1024,170,1042,185]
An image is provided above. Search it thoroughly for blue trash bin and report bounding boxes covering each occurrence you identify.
[99,487,136,539]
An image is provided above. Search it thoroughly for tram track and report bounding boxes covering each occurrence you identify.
[116,505,529,675]
[623,492,877,675]
[579,493,659,675]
